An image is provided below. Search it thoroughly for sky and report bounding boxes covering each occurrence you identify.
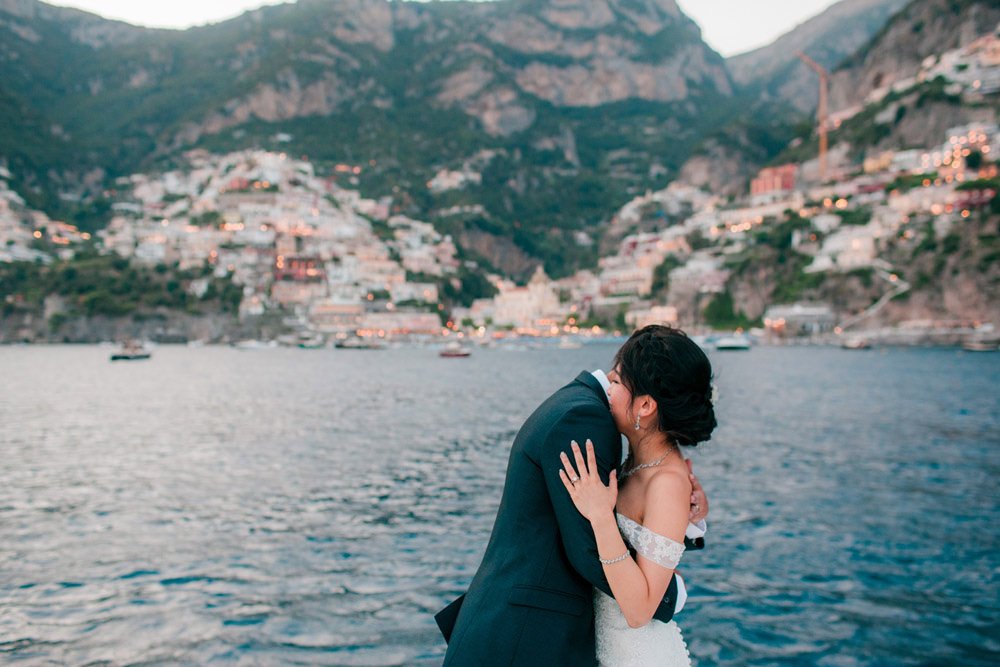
[45,0,841,57]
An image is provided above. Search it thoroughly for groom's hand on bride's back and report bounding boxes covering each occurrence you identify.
[687,459,708,524]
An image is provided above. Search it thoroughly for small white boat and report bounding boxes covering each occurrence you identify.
[335,336,386,350]
[233,339,277,350]
[111,341,151,361]
[713,335,751,351]
[962,339,999,352]
[841,337,871,350]
[439,342,472,358]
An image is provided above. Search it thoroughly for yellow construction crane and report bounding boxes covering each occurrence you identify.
[796,52,829,182]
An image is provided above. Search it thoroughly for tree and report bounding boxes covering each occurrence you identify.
[966,149,984,171]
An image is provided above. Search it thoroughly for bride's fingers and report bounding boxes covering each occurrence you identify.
[571,440,588,478]
[559,451,578,480]
[558,469,577,496]
[585,439,597,477]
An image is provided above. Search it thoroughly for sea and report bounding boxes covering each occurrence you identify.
[0,343,997,666]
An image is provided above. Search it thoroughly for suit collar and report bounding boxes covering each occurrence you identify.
[574,371,610,409]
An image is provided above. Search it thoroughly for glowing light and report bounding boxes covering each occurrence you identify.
[32,230,42,238]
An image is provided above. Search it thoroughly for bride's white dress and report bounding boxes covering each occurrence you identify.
[594,513,692,666]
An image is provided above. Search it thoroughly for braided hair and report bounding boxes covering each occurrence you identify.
[613,325,717,447]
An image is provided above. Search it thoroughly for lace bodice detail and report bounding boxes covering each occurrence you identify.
[616,513,685,569]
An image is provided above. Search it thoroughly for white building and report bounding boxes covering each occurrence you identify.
[490,268,563,329]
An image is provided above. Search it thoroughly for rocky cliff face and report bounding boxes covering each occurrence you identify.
[728,0,909,112]
[0,0,736,276]
[829,0,1000,112]
[0,0,731,148]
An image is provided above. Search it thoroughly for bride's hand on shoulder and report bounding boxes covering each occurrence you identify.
[559,439,617,523]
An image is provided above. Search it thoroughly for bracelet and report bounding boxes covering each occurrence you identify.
[599,551,629,565]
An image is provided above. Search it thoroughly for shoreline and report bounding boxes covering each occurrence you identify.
[0,331,994,350]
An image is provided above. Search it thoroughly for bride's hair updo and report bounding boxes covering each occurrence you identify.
[613,325,717,447]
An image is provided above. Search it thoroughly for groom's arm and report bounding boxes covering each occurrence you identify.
[540,404,680,621]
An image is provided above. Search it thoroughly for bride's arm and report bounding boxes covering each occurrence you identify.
[593,475,689,627]
[560,440,690,628]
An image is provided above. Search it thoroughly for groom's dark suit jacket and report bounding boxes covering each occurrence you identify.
[436,371,698,666]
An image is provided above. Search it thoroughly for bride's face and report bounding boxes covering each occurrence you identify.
[606,366,635,434]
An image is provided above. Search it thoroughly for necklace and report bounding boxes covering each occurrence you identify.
[620,446,675,479]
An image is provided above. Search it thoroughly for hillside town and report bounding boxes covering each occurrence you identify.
[1,25,998,346]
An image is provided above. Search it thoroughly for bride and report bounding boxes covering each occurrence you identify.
[560,327,716,666]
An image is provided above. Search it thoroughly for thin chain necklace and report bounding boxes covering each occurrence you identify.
[620,446,676,479]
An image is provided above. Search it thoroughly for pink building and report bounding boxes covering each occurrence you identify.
[751,164,797,200]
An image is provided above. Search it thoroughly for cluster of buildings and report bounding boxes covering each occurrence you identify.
[1,107,996,341]
[456,119,999,338]
[0,167,91,264]
[831,22,1000,127]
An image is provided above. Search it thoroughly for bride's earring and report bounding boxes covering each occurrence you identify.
[634,415,641,431]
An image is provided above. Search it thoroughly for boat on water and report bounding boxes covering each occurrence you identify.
[841,336,872,350]
[439,342,472,358]
[233,339,278,350]
[110,341,151,361]
[962,339,999,352]
[334,336,386,350]
[713,335,751,351]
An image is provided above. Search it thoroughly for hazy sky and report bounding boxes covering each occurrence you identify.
[46,0,840,56]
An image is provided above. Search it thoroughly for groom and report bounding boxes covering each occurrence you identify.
[436,370,708,665]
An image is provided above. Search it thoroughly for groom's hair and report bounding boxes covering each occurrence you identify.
[613,325,717,447]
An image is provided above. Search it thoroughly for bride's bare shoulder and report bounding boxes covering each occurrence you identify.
[641,467,692,522]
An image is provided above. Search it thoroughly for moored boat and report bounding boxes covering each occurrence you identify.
[962,339,999,352]
[335,336,386,350]
[713,334,751,351]
[439,342,472,358]
[111,341,151,361]
[233,339,278,350]
[841,336,871,350]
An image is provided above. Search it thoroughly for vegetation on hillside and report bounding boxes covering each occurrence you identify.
[0,250,243,325]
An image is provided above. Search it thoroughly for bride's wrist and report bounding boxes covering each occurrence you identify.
[589,510,616,529]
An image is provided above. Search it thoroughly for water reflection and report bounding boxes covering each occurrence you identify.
[0,345,997,665]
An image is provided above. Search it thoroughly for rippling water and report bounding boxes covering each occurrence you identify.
[0,344,997,665]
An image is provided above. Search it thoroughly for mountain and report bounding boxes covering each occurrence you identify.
[829,0,1000,111]
[799,0,1000,161]
[727,0,910,112]
[0,0,735,277]
[674,0,910,197]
